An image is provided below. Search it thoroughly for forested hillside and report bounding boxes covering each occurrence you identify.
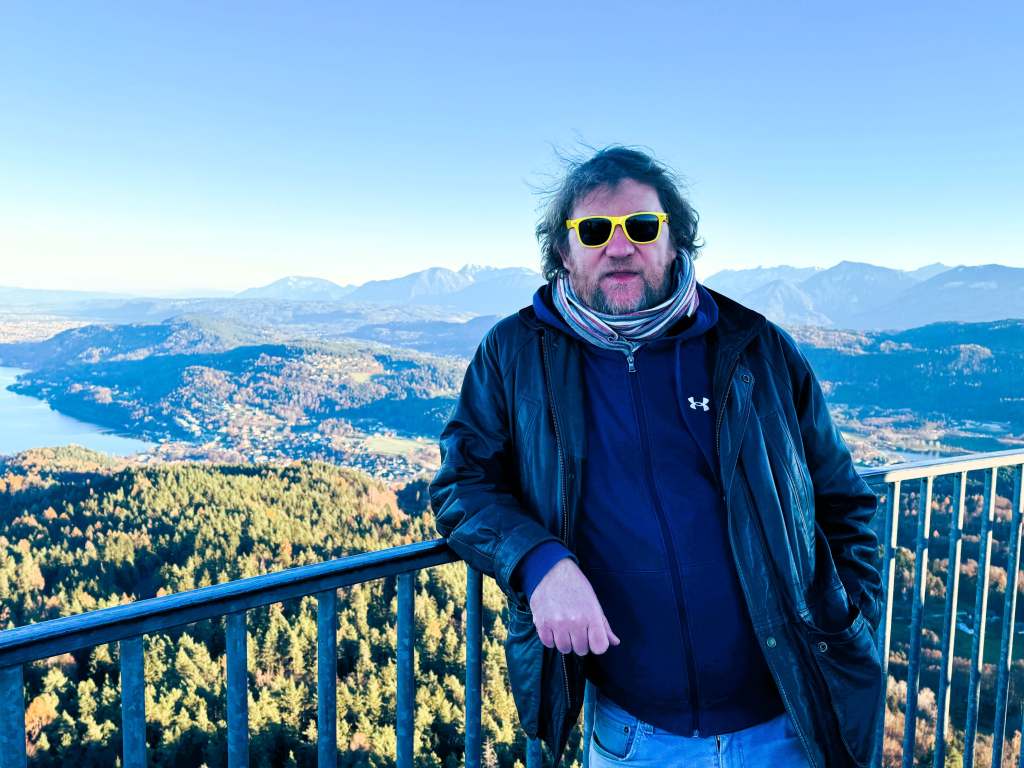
[0,448,566,767]
[0,321,462,479]
[790,319,1024,444]
[5,449,1024,766]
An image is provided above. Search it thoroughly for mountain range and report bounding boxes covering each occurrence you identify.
[705,261,1024,330]
[234,264,545,315]
[4,260,1023,332]
[332,264,544,314]
[235,276,356,301]
[0,265,545,321]
[227,260,1024,331]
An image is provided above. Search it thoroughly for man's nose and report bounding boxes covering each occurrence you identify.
[604,224,635,257]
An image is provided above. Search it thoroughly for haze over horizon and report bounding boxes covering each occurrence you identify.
[2,2,1021,294]
[0,258,991,301]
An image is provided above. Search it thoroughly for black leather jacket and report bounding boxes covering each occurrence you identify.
[429,286,884,768]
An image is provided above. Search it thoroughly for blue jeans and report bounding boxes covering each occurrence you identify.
[587,686,812,767]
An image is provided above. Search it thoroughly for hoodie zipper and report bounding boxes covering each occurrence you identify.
[625,349,703,736]
[540,330,573,714]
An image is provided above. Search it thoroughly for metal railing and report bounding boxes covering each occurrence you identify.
[861,448,1024,768]
[1,448,1023,767]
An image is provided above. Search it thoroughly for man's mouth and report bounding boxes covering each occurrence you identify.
[604,271,639,280]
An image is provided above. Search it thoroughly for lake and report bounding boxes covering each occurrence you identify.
[0,366,154,457]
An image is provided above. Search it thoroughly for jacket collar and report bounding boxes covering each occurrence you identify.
[705,286,767,357]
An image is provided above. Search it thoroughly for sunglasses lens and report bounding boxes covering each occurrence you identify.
[625,214,662,243]
[577,217,613,246]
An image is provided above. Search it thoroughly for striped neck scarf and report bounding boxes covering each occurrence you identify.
[552,254,700,358]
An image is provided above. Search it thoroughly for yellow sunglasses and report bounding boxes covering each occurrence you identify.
[565,211,668,248]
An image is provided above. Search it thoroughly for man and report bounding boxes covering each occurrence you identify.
[429,146,883,767]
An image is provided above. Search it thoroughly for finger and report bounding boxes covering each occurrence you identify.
[603,615,621,646]
[554,628,573,655]
[537,624,555,649]
[588,622,609,655]
[571,626,589,656]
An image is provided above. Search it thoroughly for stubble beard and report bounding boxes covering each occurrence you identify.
[573,266,676,315]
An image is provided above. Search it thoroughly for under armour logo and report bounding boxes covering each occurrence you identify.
[688,396,710,412]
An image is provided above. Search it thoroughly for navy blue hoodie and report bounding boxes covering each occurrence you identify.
[511,280,784,737]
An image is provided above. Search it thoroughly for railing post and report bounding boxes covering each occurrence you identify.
[120,636,146,768]
[0,665,27,768]
[933,471,967,768]
[397,572,415,768]
[992,464,1024,768]
[964,466,998,768]
[465,566,482,768]
[226,612,249,768]
[318,589,338,768]
[872,479,900,768]
[901,476,934,768]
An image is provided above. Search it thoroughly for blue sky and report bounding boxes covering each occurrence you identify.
[1,2,1021,294]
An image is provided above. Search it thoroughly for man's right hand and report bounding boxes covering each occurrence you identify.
[528,558,621,655]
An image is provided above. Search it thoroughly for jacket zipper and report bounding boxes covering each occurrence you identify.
[540,331,573,714]
[715,358,817,767]
[626,350,703,736]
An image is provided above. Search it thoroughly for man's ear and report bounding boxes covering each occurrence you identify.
[555,242,571,272]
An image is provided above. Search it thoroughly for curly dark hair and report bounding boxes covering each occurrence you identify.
[535,145,702,281]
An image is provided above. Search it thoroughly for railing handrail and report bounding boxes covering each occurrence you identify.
[0,538,458,668]
[859,447,1024,483]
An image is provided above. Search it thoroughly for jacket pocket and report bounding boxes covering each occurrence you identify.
[799,604,883,768]
[504,602,544,737]
[804,536,860,631]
